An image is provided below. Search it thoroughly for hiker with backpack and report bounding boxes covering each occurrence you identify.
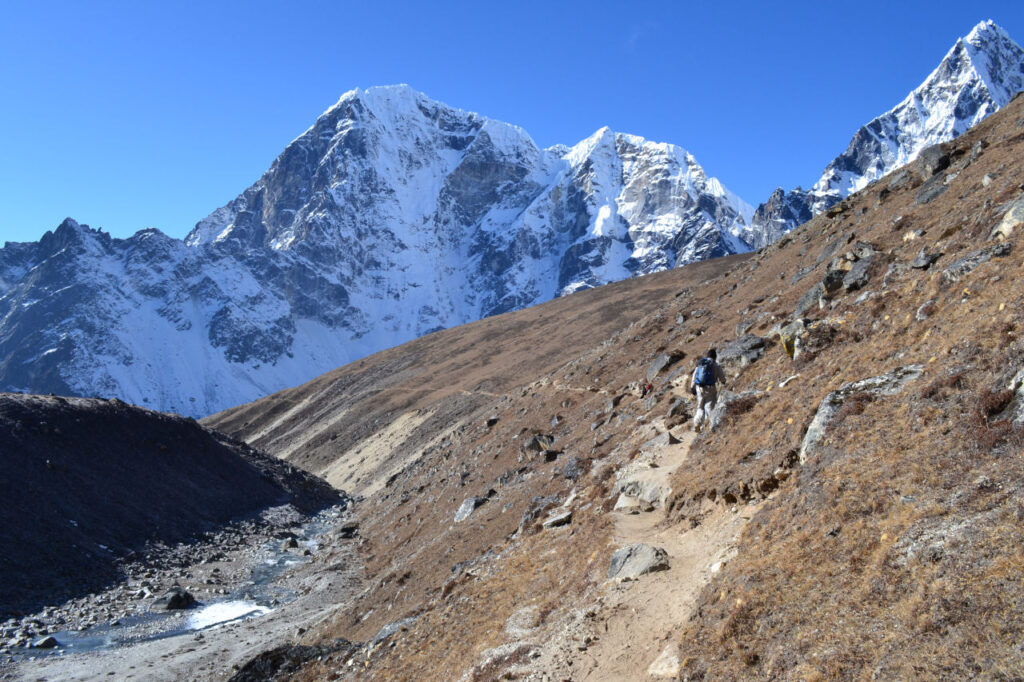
[689,348,726,433]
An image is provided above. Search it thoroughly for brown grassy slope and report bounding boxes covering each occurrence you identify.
[206,254,745,680]
[662,96,1024,679]
[205,253,745,485]
[221,94,1024,680]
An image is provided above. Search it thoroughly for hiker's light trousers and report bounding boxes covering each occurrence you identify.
[694,384,718,430]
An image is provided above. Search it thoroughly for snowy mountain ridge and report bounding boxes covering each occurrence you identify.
[746,19,1024,248]
[1,85,752,416]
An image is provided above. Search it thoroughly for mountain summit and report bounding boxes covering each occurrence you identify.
[185,84,752,290]
[747,20,1024,247]
[0,86,751,416]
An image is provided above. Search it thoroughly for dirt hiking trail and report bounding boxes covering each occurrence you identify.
[554,428,760,681]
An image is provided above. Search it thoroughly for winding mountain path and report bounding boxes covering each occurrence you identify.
[574,429,759,680]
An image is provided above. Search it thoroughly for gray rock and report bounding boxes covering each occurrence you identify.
[372,616,418,645]
[521,433,555,454]
[647,352,684,381]
[666,398,689,419]
[842,255,874,292]
[607,544,670,579]
[990,197,1024,240]
[910,249,941,269]
[518,495,561,532]
[1006,367,1024,423]
[915,175,948,205]
[815,233,854,267]
[454,496,488,522]
[614,479,673,508]
[778,318,807,358]
[31,635,58,649]
[703,390,766,431]
[887,169,913,191]
[795,282,826,317]
[799,365,924,464]
[718,334,767,368]
[971,140,986,162]
[603,394,625,414]
[822,268,846,295]
[847,241,877,260]
[916,146,950,179]
[542,509,573,529]
[562,457,585,481]
[641,432,680,451]
[942,243,1012,283]
[790,264,816,285]
[151,586,196,611]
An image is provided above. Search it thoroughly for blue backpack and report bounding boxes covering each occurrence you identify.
[695,358,716,387]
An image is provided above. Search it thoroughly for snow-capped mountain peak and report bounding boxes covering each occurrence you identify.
[3,86,751,416]
[747,20,1024,248]
[961,20,1024,106]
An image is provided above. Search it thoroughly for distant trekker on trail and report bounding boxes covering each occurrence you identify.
[689,348,726,433]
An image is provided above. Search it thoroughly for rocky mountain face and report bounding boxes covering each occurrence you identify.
[745,20,1024,248]
[0,86,751,417]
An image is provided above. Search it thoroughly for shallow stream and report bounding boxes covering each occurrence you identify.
[15,506,344,659]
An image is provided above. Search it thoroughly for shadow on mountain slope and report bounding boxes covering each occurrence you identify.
[0,394,342,618]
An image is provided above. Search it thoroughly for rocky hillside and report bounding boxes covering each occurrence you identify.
[205,92,1024,680]
[747,20,1024,247]
[0,394,343,618]
[0,86,751,418]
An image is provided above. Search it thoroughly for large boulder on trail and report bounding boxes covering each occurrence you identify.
[608,544,670,580]
[151,586,197,611]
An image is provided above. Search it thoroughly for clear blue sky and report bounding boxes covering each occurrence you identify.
[2,0,1023,244]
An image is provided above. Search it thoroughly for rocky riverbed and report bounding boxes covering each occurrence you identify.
[0,502,362,681]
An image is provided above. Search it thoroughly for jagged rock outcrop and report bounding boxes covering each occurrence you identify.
[798,365,924,463]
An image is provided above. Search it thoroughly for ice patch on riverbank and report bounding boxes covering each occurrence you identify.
[187,601,272,630]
